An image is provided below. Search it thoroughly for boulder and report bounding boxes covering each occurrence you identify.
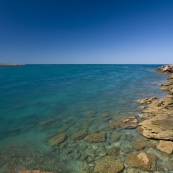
[84,133,105,143]
[126,152,157,171]
[48,134,66,146]
[94,156,124,173]
[131,139,155,151]
[71,129,87,140]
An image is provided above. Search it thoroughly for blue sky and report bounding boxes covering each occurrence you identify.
[0,0,173,64]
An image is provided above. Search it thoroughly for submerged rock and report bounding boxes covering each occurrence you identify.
[107,146,118,156]
[80,154,87,161]
[58,141,67,149]
[123,168,139,173]
[156,140,173,154]
[121,133,127,140]
[71,129,87,140]
[73,151,81,160]
[121,147,133,153]
[99,151,107,157]
[115,115,138,129]
[126,152,157,171]
[87,156,94,163]
[20,170,52,173]
[111,131,121,142]
[39,117,57,125]
[108,121,121,129]
[48,134,66,146]
[84,133,105,143]
[94,156,124,173]
[131,139,155,151]
[120,115,138,129]
[102,111,110,117]
[81,162,95,172]
[109,115,138,130]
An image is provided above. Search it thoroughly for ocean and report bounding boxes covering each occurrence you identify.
[0,65,169,173]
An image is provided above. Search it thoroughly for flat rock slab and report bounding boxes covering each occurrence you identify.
[139,115,173,140]
[157,140,173,154]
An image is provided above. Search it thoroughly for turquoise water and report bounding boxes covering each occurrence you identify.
[0,65,169,173]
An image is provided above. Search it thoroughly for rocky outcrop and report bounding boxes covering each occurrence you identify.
[126,152,157,171]
[94,156,124,173]
[155,64,173,75]
[139,115,173,140]
[84,133,105,142]
[137,96,157,104]
[137,65,173,140]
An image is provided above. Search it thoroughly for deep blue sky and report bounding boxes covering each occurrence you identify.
[0,0,173,64]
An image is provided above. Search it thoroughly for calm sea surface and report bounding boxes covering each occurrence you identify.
[0,65,169,172]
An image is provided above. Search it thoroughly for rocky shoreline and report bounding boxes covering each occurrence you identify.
[137,64,173,154]
[0,63,25,66]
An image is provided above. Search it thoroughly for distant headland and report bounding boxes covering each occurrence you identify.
[0,63,25,66]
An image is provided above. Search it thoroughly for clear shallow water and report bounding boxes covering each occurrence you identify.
[0,65,169,173]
